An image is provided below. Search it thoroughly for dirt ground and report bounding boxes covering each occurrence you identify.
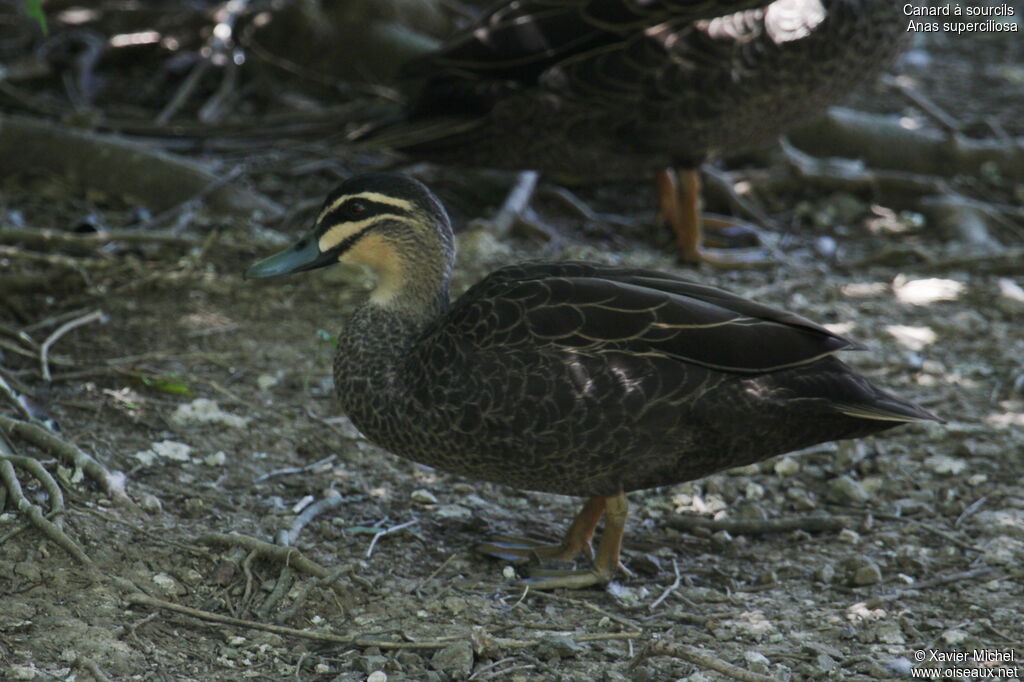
[1,3,1023,681]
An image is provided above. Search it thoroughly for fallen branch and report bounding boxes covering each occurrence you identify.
[630,640,774,682]
[127,592,640,650]
[790,107,1024,180]
[665,514,852,536]
[0,114,281,218]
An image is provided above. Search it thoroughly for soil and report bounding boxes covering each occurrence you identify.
[1,3,1022,681]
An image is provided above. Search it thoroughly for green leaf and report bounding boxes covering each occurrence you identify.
[25,0,48,35]
[140,374,195,396]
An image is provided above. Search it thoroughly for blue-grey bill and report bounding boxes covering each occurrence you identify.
[244,234,334,279]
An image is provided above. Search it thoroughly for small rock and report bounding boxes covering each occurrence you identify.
[358,655,388,673]
[842,558,883,586]
[434,504,471,521]
[710,530,733,548]
[502,565,517,580]
[367,671,387,682]
[138,493,163,514]
[828,476,870,505]
[744,650,771,672]
[924,455,968,475]
[838,528,861,544]
[9,665,38,680]
[256,373,280,390]
[774,457,800,476]
[411,489,438,505]
[430,641,473,678]
[183,497,205,518]
[630,553,662,576]
[996,278,1024,315]
[535,635,583,660]
[942,629,969,646]
[203,451,228,467]
[887,657,914,676]
[152,572,185,596]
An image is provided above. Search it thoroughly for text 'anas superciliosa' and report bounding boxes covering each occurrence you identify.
[246,173,940,589]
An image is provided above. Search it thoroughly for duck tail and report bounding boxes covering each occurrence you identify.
[833,393,944,424]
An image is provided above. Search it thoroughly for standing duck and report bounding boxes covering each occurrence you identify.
[246,173,939,588]
[366,0,906,264]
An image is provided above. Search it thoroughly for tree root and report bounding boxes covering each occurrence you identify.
[0,439,91,565]
[0,414,132,508]
[790,106,1024,180]
[0,113,281,218]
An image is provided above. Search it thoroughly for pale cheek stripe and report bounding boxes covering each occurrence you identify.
[317,191,416,223]
[317,214,415,251]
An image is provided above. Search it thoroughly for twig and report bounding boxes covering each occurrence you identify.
[883,75,962,135]
[529,590,641,632]
[276,490,345,547]
[366,518,419,558]
[649,560,681,611]
[0,414,132,507]
[200,532,332,578]
[955,496,989,528]
[916,523,983,553]
[254,455,337,483]
[278,564,352,622]
[256,565,294,620]
[128,592,641,649]
[865,567,1000,607]
[413,553,457,595]
[0,227,202,251]
[40,310,106,382]
[630,640,773,682]
[665,514,852,536]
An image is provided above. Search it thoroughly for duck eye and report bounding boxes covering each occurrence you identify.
[346,200,368,219]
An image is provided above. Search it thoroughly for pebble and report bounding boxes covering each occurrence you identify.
[843,558,883,586]
[774,457,800,476]
[411,489,438,504]
[138,493,163,514]
[924,455,968,475]
[434,504,472,521]
[828,476,870,505]
[430,641,473,678]
[536,635,583,660]
[367,671,387,682]
[838,528,861,544]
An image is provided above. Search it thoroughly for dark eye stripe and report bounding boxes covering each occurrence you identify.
[326,198,413,224]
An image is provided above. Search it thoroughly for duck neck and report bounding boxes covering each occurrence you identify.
[333,264,451,402]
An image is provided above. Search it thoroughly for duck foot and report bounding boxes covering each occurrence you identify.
[479,493,630,590]
[658,168,773,268]
[476,496,605,564]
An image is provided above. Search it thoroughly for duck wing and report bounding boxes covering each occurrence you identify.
[433,261,857,373]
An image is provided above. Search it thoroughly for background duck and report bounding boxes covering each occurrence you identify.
[246,173,940,589]
[363,0,907,264]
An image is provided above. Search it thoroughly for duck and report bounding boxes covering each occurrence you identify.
[362,0,907,265]
[245,173,940,589]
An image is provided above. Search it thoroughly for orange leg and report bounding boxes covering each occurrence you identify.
[658,167,770,267]
[479,493,629,590]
